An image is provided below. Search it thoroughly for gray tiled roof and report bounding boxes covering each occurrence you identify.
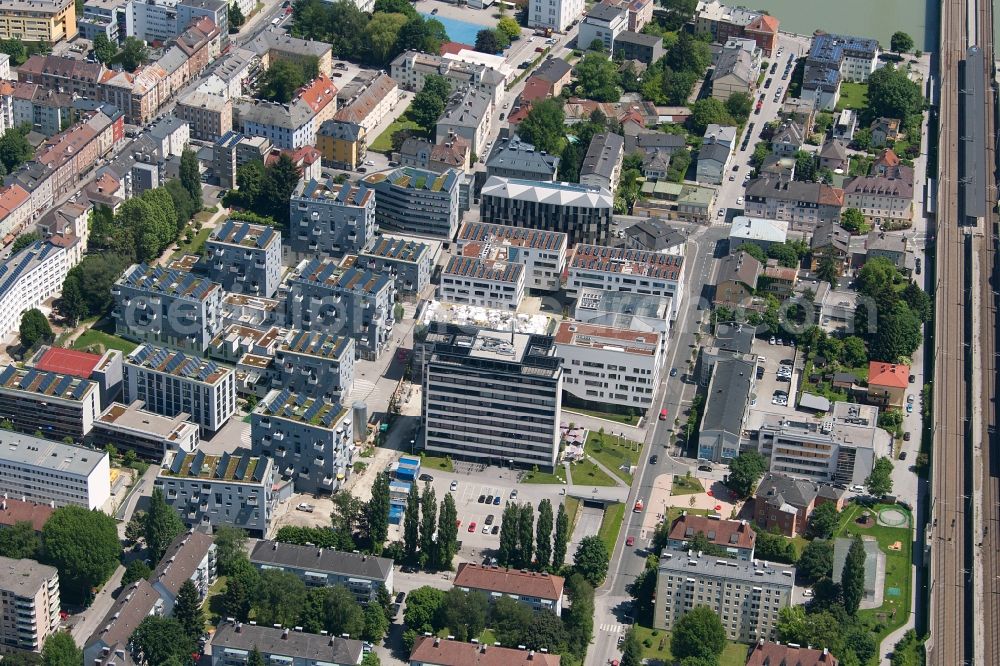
[486,136,559,177]
[701,358,754,436]
[212,622,363,665]
[581,132,624,180]
[250,540,393,581]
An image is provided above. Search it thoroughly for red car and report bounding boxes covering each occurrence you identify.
[625,536,635,546]
[659,408,668,420]
[468,522,477,532]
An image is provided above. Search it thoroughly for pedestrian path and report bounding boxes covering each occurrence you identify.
[586,455,628,488]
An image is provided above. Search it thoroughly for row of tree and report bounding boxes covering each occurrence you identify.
[496,499,571,572]
[227,154,302,228]
[400,481,458,569]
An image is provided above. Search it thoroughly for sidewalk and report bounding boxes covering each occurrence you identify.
[560,409,646,442]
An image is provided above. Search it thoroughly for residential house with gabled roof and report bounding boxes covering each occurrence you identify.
[771,120,805,156]
[666,513,757,560]
[712,45,754,100]
[744,176,844,232]
[698,357,755,461]
[454,563,565,614]
[870,117,901,147]
[746,641,839,666]
[410,636,561,666]
[752,473,845,536]
[819,138,849,172]
[867,361,909,407]
[713,251,762,310]
[810,218,851,274]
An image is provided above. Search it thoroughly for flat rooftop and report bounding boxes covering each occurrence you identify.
[0,365,95,402]
[127,345,231,385]
[255,388,347,429]
[0,555,57,597]
[570,244,684,280]
[209,219,279,250]
[421,300,552,335]
[280,330,352,361]
[31,346,103,378]
[97,401,198,443]
[457,221,567,252]
[554,321,659,355]
[160,450,267,484]
[0,431,105,476]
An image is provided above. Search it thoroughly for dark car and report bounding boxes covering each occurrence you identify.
[650,455,659,465]
[698,464,713,472]
[478,494,486,503]
[770,62,778,74]
[670,367,678,377]
[903,431,911,441]
[395,592,405,603]
[485,514,495,525]
[491,525,500,535]
[900,451,908,460]
[764,77,772,88]
[485,495,494,504]
[418,473,433,482]
[493,496,501,505]
[357,167,367,173]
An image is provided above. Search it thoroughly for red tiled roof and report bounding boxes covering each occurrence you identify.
[439,41,474,56]
[410,637,561,666]
[33,346,103,378]
[520,77,553,103]
[667,514,757,550]
[453,563,564,601]
[0,497,54,531]
[746,14,780,34]
[746,641,839,666]
[874,148,900,168]
[868,361,910,389]
[296,74,337,113]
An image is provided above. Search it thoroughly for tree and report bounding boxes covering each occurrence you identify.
[0,39,26,65]
[575,52,622,102]
[174,580,205,641]
[755,531,798,563]
[518,503,534,568]
[42,506,120,603]
[302,585,364,637]
[518,98,566,155]
[11,231,40,255]
[794,150,817,182]
[497,16,520,41]
[228,2,245,30]
[435,588,488,642]
[817,256,840,285]
[767,242,802,268]
[259,59,307,103]
[725,91,753,121]
[890,31,914,53]
[492,595,533,647]
[727,451,767,497]
[841,207,866,233]
[19,309,52,350]
[497,503,520,566]
[145,488,185,563]
[247,647,265,666]
[220,560,258,622]
[620,629,643,666]
[841,336,868,366]
[214,526,248,575]
[368,472,390,554]
[409,82,446,130]
[0,126,32,174]
[553,501,569,568]
[573,535,609,586]
[689,98,734,134]
[402,586,444,634]
[179,148,202,210]
[866,456,895,497]
[236,159,265,201]
[41,632,81,666]
[867,65,923,122]
[563,574,594,656]
[872,301,922,363]
[254,569,307,627]
[901,281,932,321]
[798,540,834,583]
[419,483,437,565]
[667,31,711,76]
[122,558,152,587]
[130,616,195,665]
[403,482,420,559]
[844,628,878,664]
[0,520,39,560]
[91,34,118,65]
[120,37,149,72]
[436,493,458,570]
[259,154,302,227]
[474,28,505,54]
[841,535,866,615]
[363,600,389,642]
[807,502,840,539]
[364,11,408,65]
[535,499,553,570]
[671,606,726,661]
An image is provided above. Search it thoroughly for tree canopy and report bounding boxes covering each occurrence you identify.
[890,31,914,53]
[689,98,735,134]
[866,456,895,497]
[573,535,609,586]
[19,309,52,351]
[145,488,185,563]
[41,632,81,666]
[130,616,196,665]
[41,506,121,603]
[867,65,923,122]
[575,52,622,102]
[841,535,866,614]
[726,451,767,497]
[518,99,566,155]
[121,37,149,72]
[670,606,726,661]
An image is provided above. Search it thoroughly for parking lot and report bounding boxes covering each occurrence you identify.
[748,335,802,418]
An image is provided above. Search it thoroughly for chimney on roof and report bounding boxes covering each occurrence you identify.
[282,628,289,639]
[433,637,440,647]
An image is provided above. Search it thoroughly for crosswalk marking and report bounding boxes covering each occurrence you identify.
[599,623,625,633]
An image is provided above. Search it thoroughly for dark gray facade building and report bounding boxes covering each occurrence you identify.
[357,236,434,294]
[273,330,355,403]
[289,178,376,260]
[201,220,283,298]
[362,167,461,239]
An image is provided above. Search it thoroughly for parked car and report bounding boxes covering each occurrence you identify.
[491,525,500,535]
[482,525,490,534]
[450,480,458,491]
[486,495,494,504]
[625,536,635,546]
[900,451,908,460]
[698,464,713,472]
[478,494,486,503]
[670,367,678,377]
[468,522,476,532]
[510,489,518,499]
[493,496,501,505]
[485,514,495,525]
[296,503,314,513]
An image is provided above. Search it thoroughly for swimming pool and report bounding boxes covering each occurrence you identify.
[420,12,488,45]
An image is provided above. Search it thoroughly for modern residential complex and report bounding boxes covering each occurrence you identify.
[202,220,283,299]
[455,222,567,292]
[91,400,200,460]
[0,431,110,509]
[0,365,101,441]
[363,167,462,239]
[479,177,614,245]
[249,540,393,602]
[0,556,60,653]
[357,236,434,294]
[565,245,686,318]
[289,178,376,259]
[438,255,525,310]
[123,344,237,433]
[272,331,355,403]
[421,323,562,471]
[654,549,794,640]
[156,449,275,537]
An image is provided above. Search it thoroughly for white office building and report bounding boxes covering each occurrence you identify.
[0,241,79,337]
[528,0,585,33]
[438,255,525,311]
[455,221,567,292]
[0,431,110,510]
[566,244,686,318]
[123,344,237,433]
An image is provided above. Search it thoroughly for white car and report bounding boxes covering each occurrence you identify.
[482,525,490,534]
[717,209,725,218]
[296,503,315,513]
[736,196,744,206]
[365,160,375,166]
[769,336,776,345]
[450,480,458,491]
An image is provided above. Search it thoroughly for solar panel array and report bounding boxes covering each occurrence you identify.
[132,345,223,382]
[124,264,217,301]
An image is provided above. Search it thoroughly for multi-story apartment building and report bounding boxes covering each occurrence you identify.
[250,540,393,601]
[436,87,493,157]
[246,29,333,78]
[0,430,110,509]
[697,357,755,462]
[554,322,662,414]
[527,0,584,32]
[201,220,282,298]
[0,556,60,653]
[9,83,73,137]
[753,474,846,537]
[27,345,121,410]
[806,33,880,84]
[390,51,505,106]
[664,513,756,560]
[0,184,31,240]
[211,622,364,666]
[453,563,565,615]
[744,177,845,233]
[92,400,200,461]
[357,236,434,295]
[273,331,355,403]
[480,177,613,246]
[250,388,353,495]
[411,637,562,666]
[0,365,101,441]
[613,30,665,64]
[78,0,125,41]
[363,167,461,239]
[156,449,275,537]
[127,0,227,46]
[421,323,562,471]
[0,240,81,336]
[149,531,216,614]
[580,132,624,193]
[843,151,914,225]
[316,119,366,171]
[175,91,232,142]
[123,344,236,433]
[577,2,628,52]
[484,136,559,184]
[438,255,525,310]
[287,259,396,360]
[565,244,685,318]
[456,222,565,293]
[333,71,400,134]
[0,0,75,43]
[755,402,892,485]
[113,264,224,353]
[289,178,376,260]
[654,549,794,640]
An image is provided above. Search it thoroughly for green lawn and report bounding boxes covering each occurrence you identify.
[836,82,869,111]
[631,625,748,665]
[666,506,711,523]
[835,502,914,644]
[370,116,423,153]
[597,502,625,554]
[419,455,454,472]
[173,225,213,258]
[522,468,567,484]
[563,407,640,426]
[569,458,618,486]
[671,474,704,496]
[587,432,641,484]
[72,328,138,355]
[563,496,581,531]
[203,575,228,630]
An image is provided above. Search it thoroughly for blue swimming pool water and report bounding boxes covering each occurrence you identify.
[420,12,488,45]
